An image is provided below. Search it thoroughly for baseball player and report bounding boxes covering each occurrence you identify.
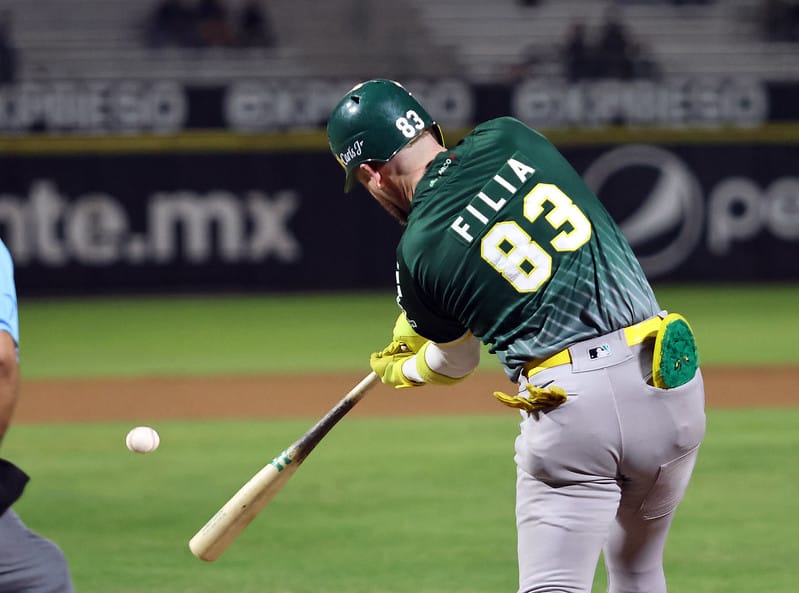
[327,79,706,593]
[0,239,75,593]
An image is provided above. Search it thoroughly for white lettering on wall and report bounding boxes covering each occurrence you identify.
[0,181,301,266]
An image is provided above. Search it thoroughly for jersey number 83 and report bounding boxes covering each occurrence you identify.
[481,183,592,293]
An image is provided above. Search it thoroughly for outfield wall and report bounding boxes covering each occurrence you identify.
[2,75,798,296]
[0,76,793,134]
[1,128,798,296]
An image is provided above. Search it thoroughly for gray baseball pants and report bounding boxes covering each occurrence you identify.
[0,509,74,593]
[514,333,706,593]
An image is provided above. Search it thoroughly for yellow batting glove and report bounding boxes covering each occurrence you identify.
[493,384,568,413]
[392,312,428,353]
[370,340,423,389]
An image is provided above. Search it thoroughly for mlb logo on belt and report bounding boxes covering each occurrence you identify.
[589,344,612,360]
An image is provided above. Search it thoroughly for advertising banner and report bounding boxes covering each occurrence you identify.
[0,151,401,296]
[571,143,799,281]
[0,76,795,135]
[0,141,797,296]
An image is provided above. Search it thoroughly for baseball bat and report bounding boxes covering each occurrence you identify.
[188,371,380,562]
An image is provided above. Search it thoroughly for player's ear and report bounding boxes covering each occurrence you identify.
[359,162,384,188]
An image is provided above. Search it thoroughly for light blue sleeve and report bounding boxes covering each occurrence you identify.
[0,241,19,347]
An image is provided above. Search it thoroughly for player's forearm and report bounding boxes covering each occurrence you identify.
[402,333,481,384]
[0,333,19,446]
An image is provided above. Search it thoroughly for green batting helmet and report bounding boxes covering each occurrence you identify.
[327,79,444,192]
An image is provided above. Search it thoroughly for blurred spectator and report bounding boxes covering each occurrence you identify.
[554,2,660,81]
[237,0,276,48]
[626,38,661,79]
[196,0,235,47]
[144,0,278,50]
[0,10,17,85]
[144,0,198,47]
[561,21,593,81]
[506,42,544,82]
[619,0,713,3]
[760,0,799,41]
[595,3,635,79]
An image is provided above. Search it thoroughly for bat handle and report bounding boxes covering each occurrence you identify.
[291,371,379,465]
[348,371,379,403]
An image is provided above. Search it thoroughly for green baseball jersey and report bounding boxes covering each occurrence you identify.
[396,117,660,380]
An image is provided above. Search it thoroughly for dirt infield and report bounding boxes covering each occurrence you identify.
[14,365,798,423]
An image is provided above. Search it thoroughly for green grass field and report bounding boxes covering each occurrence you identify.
[16,283,799,379]
[8,411,798,593]
[6,285,799,592]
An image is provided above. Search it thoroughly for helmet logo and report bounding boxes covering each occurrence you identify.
[338,139,364,167]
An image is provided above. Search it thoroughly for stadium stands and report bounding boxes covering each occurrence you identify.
[410,0,799,82]
[8,0,459,82]
[4,0,799,83]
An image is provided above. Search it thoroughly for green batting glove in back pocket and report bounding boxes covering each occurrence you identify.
[652,313,699,389]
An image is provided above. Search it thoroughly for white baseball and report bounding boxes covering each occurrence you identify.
[125,426,160,454]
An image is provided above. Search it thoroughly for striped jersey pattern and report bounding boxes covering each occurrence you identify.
[397,117,660,380]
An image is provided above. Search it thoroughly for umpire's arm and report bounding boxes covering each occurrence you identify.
[0,330,18,447]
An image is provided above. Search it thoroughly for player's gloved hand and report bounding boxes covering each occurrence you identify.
[370,313,428,389]
[391,311,427,353]
[493,384,567,414]
[370,340,423,389]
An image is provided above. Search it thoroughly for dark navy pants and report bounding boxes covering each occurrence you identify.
[0,510,74,593]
